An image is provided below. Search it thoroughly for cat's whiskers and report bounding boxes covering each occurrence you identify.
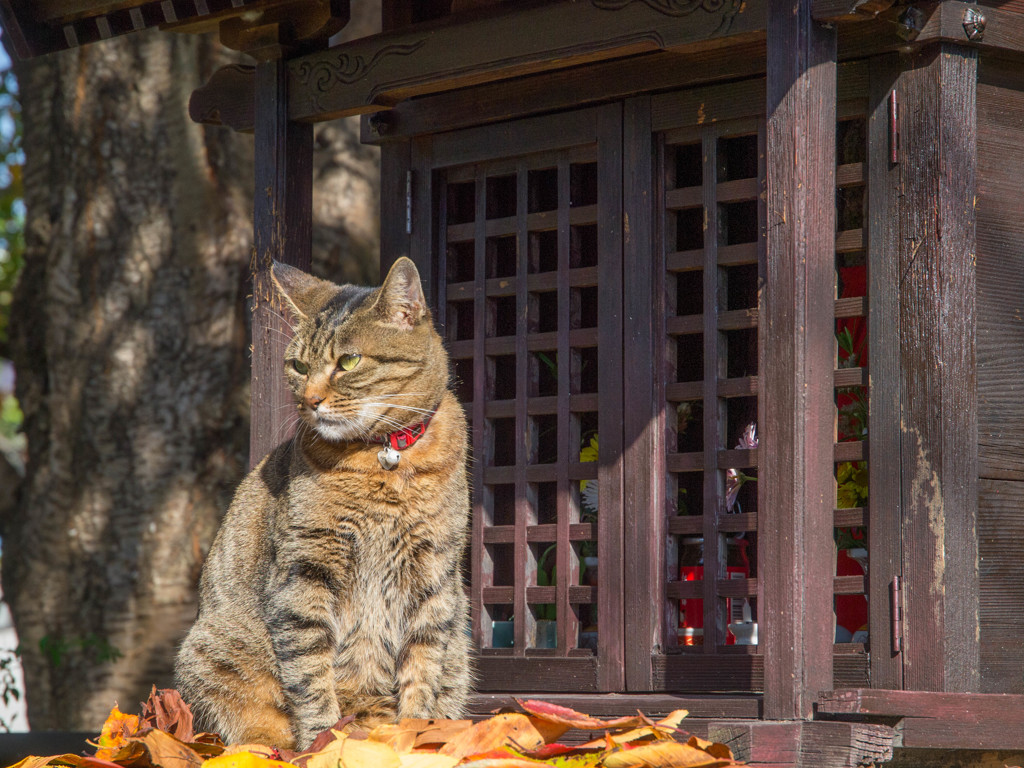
[359,402,439,418]
[264,327,298,345]
[269,409,303,445]
[264,307,299,333]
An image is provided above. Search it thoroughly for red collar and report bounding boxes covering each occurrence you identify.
[368,414,432,451]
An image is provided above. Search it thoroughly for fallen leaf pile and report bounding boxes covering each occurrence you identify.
[8,689,743,768]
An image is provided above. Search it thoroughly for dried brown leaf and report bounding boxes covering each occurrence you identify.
[515,700,645,732]
[7,756,86,768]
[140,688,195,745]
[684,737,731,762]
[137,729,204,768]
[438,714,545,759]
[576,710,690,750]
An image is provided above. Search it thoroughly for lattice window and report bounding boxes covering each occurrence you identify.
[833,107,870,650]
[422,106,623,691]
[660,118,764,659]
[412,77,883,695]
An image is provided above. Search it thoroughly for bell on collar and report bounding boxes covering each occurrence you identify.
[378,445,401,470]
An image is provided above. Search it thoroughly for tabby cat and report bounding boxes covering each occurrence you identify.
[175,258,471,749]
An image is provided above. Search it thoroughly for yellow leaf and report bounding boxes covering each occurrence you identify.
[685,736,732,761]
[456,759,546,768]
[202,750,293,768]
[369,724,418,754]
[398,753,460,768]
[304,733,402,768]
[5,756,84,768]
[407,719,473,748]
[439,714,544,760]
[138,729,204,768]
[656,711,689,730]
[602,741,735,768]
[93,705,142,760]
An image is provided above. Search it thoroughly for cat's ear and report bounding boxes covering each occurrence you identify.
[375,257,426,330]
[271,262,331,319]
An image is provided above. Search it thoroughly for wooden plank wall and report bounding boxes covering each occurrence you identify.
[976,56,1024,693]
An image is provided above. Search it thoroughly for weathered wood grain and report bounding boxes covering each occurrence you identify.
[366,46,767,143]
[820,688,1024,749]
[976,58,1024,482]
[812,0,896,22]
[287,0,767,123]
[865,53,903,689]
[896,43,979,692]
[711,720,895,768]
[594,105,626,691]
[622,95,658,689]
[978,478,1024,693]
[250,58,313,468]
[761,1,837,719]
[474,656,599,692]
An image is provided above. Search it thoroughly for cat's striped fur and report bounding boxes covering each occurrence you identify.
[174,258,471,749]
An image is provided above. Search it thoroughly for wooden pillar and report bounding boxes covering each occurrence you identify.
[251,58,313,467]
[762,0,837,719]
[866,53,904,691]
[896,43,979,692]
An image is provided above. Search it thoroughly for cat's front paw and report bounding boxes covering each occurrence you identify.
[296,718,343,751]
[398,684,437,719]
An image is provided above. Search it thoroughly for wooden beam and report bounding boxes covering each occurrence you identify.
[285,0,766,123]
[710,720,895,768]
[812,0,895,23]
[189,64,256,133]
[895,43,979,692]
[363,45,768,143]
[250,57,313,468]
[761,0,837,721]
[186,1,1024,133]
[820,688,1024,718]
[837,3,1024,60]
[820,689,1024,750]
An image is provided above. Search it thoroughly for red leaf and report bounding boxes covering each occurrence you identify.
[515,700,645,731]
[518,743,576,759]
[140,687,196,744]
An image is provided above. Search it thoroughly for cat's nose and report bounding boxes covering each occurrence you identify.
[304,393,325,410]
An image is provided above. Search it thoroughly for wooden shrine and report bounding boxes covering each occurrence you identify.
[4,0,1024,765]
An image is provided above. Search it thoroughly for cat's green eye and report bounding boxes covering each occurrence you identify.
[291,359,308,375]
[338,354,361,372]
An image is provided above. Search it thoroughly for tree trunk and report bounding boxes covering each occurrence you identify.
[5,31,254,731]
[3,4,380,730]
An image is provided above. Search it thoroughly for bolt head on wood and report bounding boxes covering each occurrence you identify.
[963,8,986,41]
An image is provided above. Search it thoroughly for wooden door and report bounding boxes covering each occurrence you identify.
[409,105,626,692]
[622,80,769,693]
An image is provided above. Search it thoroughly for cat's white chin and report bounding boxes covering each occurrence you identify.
[311,418,363,442]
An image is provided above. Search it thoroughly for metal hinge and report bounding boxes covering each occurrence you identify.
[406,171,413,235]
[889,89,899,165]
[891,574,903,654]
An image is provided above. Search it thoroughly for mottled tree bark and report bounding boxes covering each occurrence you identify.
[3,30,255,730]
[2,11,379,729]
